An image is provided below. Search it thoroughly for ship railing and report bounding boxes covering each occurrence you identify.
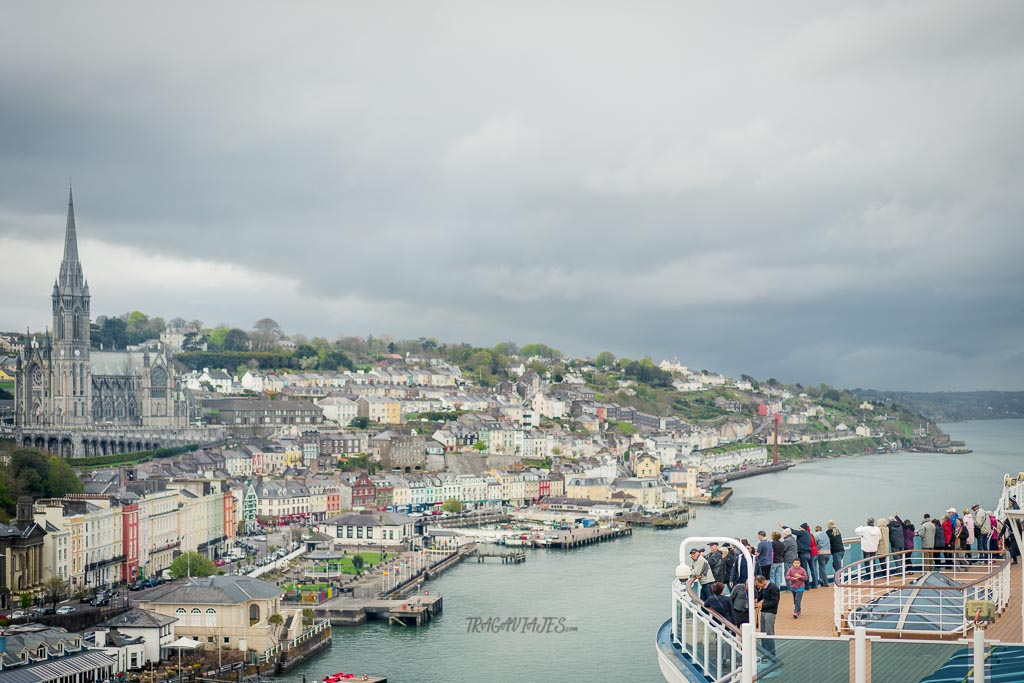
[752,630,988,683]
[675,580,745,681]
[674,536,782,682]
[833,549,1010,636]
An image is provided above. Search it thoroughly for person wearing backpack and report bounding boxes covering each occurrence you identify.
[731,578,750,626]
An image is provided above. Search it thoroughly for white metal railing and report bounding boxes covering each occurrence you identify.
[259,618,331,663]
[833,549,1010,636]
[673,580,744,681]
[671,536,779,683]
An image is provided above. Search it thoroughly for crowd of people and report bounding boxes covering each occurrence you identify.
[685,497,1022,645]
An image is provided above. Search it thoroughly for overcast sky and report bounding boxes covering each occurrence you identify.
[2,2,1022,391]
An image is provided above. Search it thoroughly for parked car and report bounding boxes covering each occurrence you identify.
[56,606,76,615]
[30,606,55,616]
[129,582,144,591]
[214,559,226,567]
[11,610,27,619]
[90,598,109,607]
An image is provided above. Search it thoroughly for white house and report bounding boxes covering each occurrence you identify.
[317,396,360,425]
[96,608,178,667]
[322,511,414,547]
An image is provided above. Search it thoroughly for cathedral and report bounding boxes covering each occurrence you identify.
[13,189,208,457]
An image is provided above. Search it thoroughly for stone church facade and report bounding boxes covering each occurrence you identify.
[14,190,219,457]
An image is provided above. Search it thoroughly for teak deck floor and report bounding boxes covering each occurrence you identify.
[767,561,1023,643]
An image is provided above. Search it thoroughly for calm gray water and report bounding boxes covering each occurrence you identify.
[279,419,1023,683]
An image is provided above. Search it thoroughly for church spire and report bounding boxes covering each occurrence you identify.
[58,184,84,289]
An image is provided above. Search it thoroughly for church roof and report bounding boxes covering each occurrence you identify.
[91,351,150,377]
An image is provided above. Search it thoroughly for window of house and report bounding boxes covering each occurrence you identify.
[356,527,363,539]
[191,608,201,626]
[206,608,217,627]
[249,604,260,624]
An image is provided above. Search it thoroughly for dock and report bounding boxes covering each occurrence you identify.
[312,593,444,627]
[710,462,794,484]
[471,547,526,564]
[687,486,733,506]
[547,526,632,548]
[623,507,690,529]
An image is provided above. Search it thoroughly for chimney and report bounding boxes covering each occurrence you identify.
[16,497,33,527]
[94,627,107,647]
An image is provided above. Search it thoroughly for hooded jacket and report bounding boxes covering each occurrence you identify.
[889,518,905,551]
[788,524,812,555]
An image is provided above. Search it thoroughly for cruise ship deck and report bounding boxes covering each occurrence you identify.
[773,561,1023,642]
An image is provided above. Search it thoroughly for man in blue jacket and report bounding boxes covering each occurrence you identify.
[755,531,773,579]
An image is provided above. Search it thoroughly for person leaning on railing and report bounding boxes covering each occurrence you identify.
[826,520,845,572]
[917,514,936,572]
[999,517,1019,565]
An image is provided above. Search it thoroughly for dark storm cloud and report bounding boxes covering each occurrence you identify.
[1,1,1023,391]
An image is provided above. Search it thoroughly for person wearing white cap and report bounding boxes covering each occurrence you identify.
[688,547,715,602]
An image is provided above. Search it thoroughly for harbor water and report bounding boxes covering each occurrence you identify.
[278,419,1024,683]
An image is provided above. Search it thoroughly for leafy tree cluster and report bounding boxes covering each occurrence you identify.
[169,551,217,579]
[207,327,251,351]
[622,359,673,388]
[176,351,295,373]
[0,446,84,521]
[92,311,166,349]
[518,343,562,359]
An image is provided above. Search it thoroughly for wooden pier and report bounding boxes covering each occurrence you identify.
[547,526,632,549]
[471,548,526,564]
[623,507,690,529]
[687,486,733,506]
[312,593,444,627]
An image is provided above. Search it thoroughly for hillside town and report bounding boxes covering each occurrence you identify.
[0,193,947,683]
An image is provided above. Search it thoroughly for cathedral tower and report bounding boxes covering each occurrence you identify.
[49,187,92,425]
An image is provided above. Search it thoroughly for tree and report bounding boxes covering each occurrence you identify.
[349,417,370,429]
[518,343,562,359]
[251,318,283,351]
[351,555,365,575]
[45,455,83,498]
[19,592,32,610]
[42,576,69,608]
[168,552,217,579]
[223,328,250,351]
[595,351,616,369]
[442,498,463,513]
[97,316,128,350]
[472,440,487,452]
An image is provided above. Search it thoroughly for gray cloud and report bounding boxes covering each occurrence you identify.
[1,1,1023,391]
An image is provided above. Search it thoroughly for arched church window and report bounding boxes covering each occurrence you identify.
[32,367,42,386]
[151,367,168,388]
